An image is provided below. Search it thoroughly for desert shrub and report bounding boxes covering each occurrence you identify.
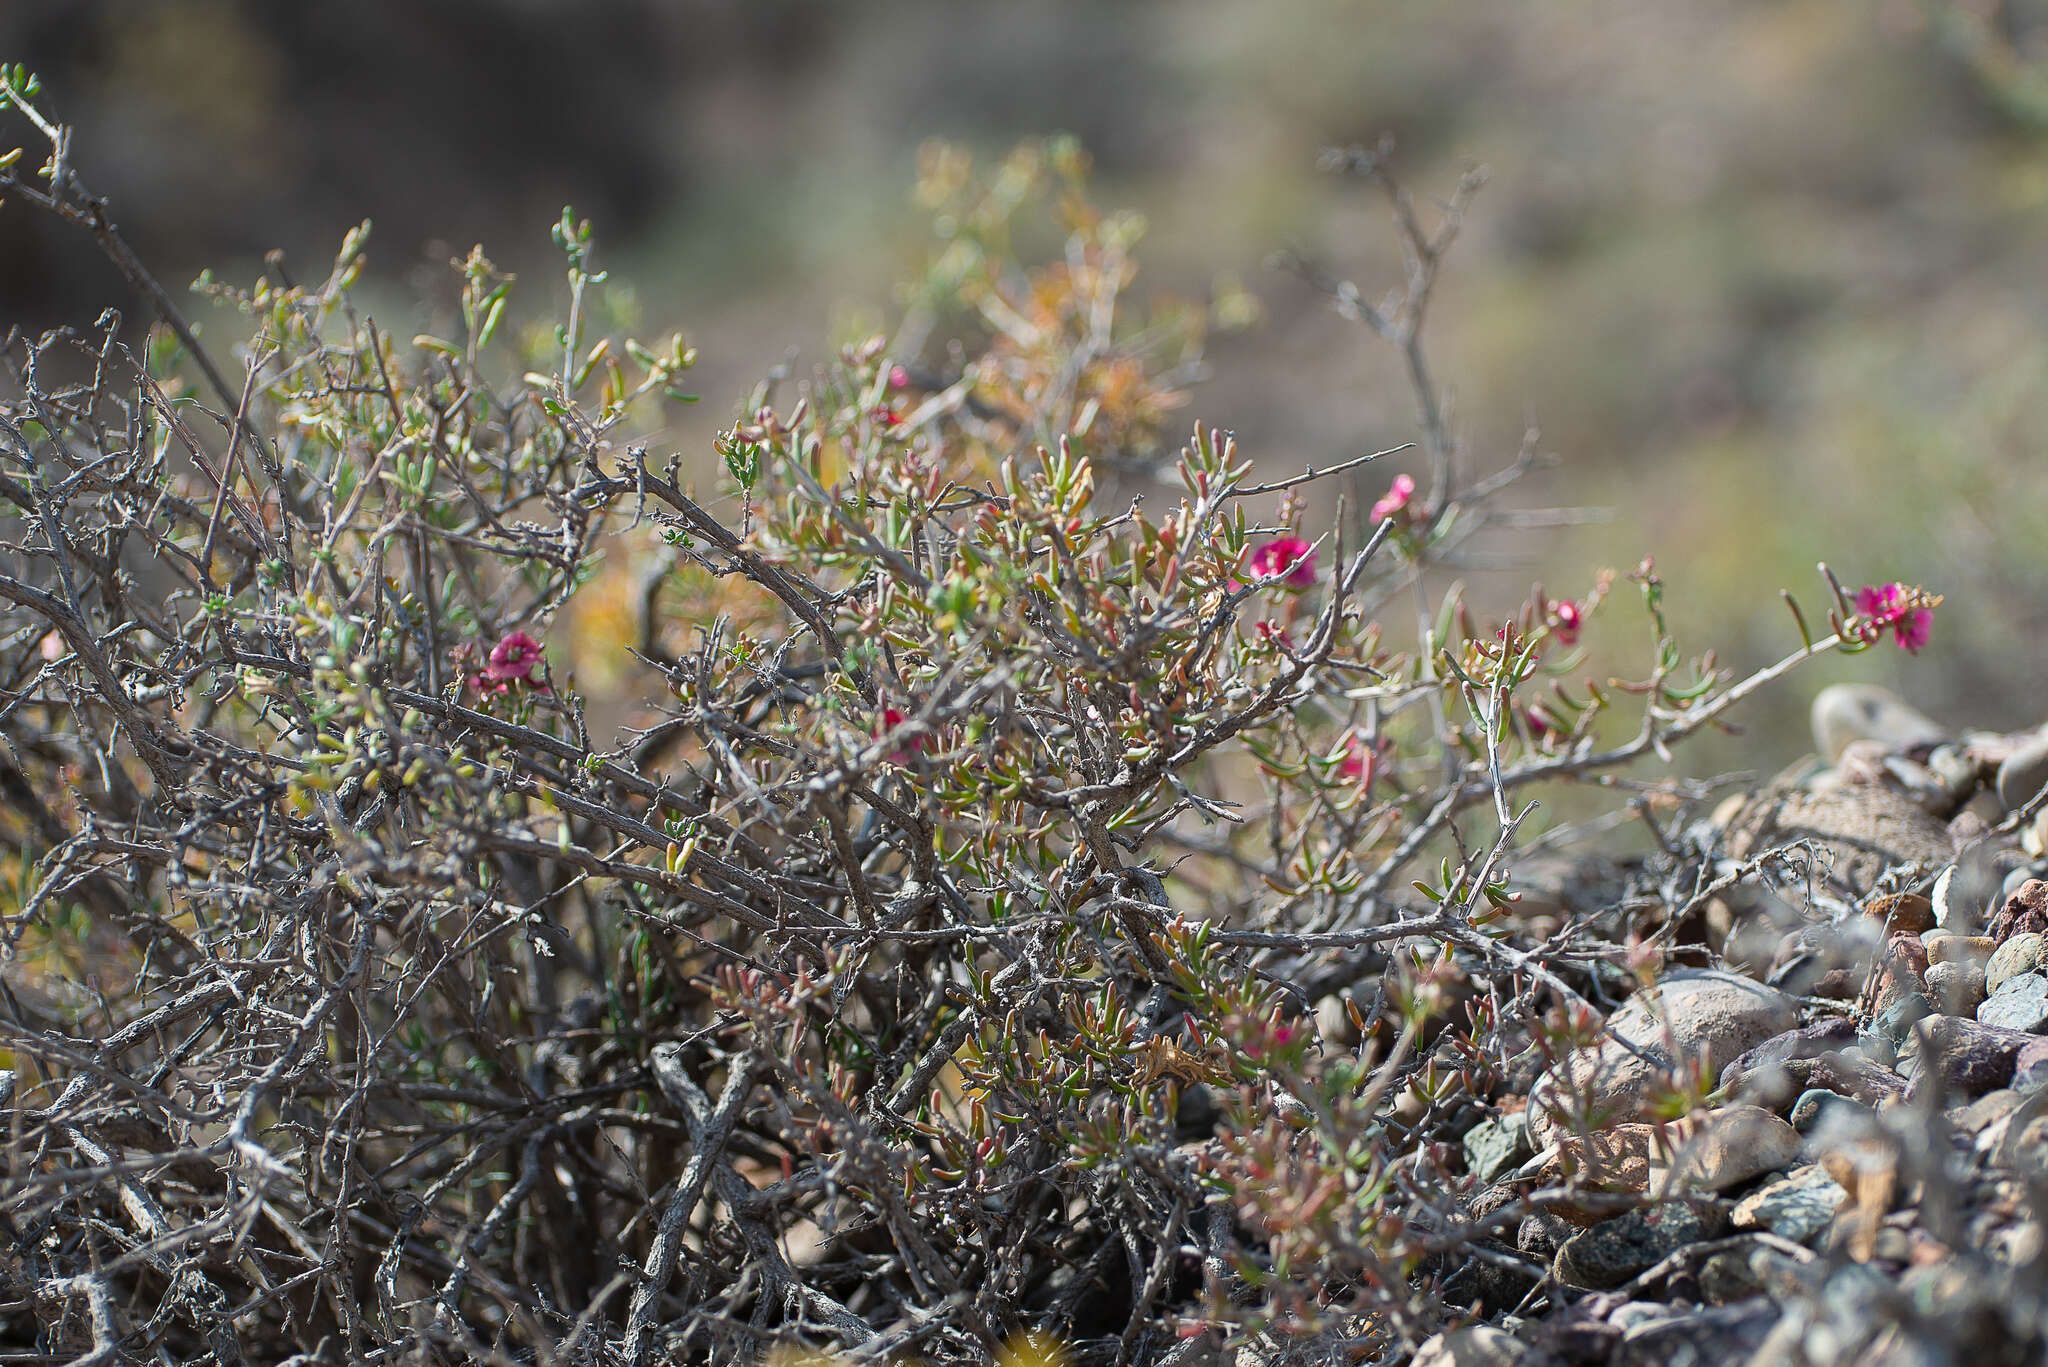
[0,69,1932,1367]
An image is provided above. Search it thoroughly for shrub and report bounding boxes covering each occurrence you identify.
[0,69,1924,1366]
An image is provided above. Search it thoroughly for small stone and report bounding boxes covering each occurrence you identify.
[1655,1104,1800,1194]
[1927,743,1979,802]
[1514,1124,1657,1223]
[1731,1163,1847,1244]
[1987,932,2047,995]
[1609,1298,1779,1367]
[1997,729,2048,812]
[1927,933,1997,966]
[1464,1111,1532,1185]
[1553,1201,1722,1290]
[1527,971,1798,1146]
[1409,1326,1537,1367]
[1990,880,2048,942]
[1925,959,1988,1017]
[1789,1088,1869,1133]
[1979,974,2048,1033]
[1696,1249,1763,1305]
[1872,933,1929,1013]
[1811,684,1947,762]
[1875,991,1933,1046]
[1720,1019,1860,1105]
[1932,863,1984,934]
[1864,893,1935,935]
[1951,1087,2023,1137]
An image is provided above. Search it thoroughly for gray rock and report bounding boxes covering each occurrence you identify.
[1789,1088,1869,1134]
[1527,971,1799,1145]
[1925,959,1988,1017]
[1998,728,2048,812]
[1811,684,1948,762]
[1610,1298,1779,1367]
[1553,1202,1722,1290]
[1875,992,1933,1047]
[1979,973,2048,1033]
[1410,1326,1540,1367]
[1986,932,2047,995]
[1732,1163,1846,1244]
[1464,1111,1532,1185]
[1927,743,1979,804]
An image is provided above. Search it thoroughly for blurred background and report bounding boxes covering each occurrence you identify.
[4,0,2047,769]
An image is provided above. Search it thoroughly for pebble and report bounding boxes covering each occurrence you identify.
[1997,728,2048,811]
[1926,743,1979,804]
[1926,932,1996,966]
[1655,1104,1800,1194]
[1925,959,1988,1017]
[1609,1298,1778,1367]
[1526,971,1797,1145]
[1789,1088,1870,1133]
[1463,1111,1531,1185]
[1864,893,1935,935]
[1731,1163,1848,1244]
[1979,973,2048,1033]
[1553,1201,1724,1290]
[1991,879,2048,941]
[1810,684,1948,762]
[1409,1326,1536,1367]
[1932,862,1987,934]
[1513,1124,1657,1222]
[1986,932,2047,995]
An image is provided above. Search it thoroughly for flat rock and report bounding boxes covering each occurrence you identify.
[1722,778,1956,901]
[1410,1326,1544,1367]
[1906,1015,2048,1098]
[1811,684,1948,762]
[1731,1163,1847,1244]
[1464,1111,1532,1185]
[1553,1201,1725,1290]
[1980,973,2048,1033]
[1528,971,1798,1145]
[1927,932,1996,966]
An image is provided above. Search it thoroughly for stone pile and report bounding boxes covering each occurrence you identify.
[1417,686,2048,1367]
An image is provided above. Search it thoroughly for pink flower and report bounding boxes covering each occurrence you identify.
[1247,536,1317,587]
[473,630,549,695]
[888,364,911,391]
[876,706,924,763]
[1550,600,1583,646]
[1853,582,1935,654]
[873,406,902,428]
[1339,733,1383,789]
[1370,472,1415,524]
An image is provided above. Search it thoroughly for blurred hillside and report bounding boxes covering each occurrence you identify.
[5,0,2047,769]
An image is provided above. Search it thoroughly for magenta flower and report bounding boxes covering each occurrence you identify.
[1853,582,1935,654]
[1339,732,1383,789]
[1550,600,1583,646]
[876,706,924,763]
[888,364,911,391]
[1247,536,1317,587]
[1371,472,1416,524]
[473,630,549,694]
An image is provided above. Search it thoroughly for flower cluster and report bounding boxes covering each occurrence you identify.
[471,630,550,695]
[1853,582,1938,653]
[1246,535,1317,587]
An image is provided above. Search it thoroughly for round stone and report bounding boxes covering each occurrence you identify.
[1410,1327,1535,1367]
[1527,971,1799,1145]
[1925,959,1988,1017]
[1998,729,2048,812]
[1655,1104,1800,1194]
[1987,933,2048,996]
